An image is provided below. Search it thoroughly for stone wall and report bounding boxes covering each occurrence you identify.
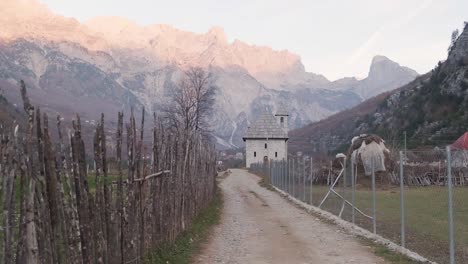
[245,139,287,168]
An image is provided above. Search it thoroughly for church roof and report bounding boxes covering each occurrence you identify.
[275,104,288,116]
[243,111,288,140]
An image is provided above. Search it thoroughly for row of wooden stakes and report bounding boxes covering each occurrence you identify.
[0,81,218,264]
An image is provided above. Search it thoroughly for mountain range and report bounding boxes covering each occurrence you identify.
[289,23,468,154]
[0,0,419,149]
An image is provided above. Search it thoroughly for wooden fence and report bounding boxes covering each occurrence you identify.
[0,85,217,264]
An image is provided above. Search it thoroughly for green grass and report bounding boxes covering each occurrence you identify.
[359,238,421,264]
[86,174,120,191]
[299,185,468,264]
[144,188,223,264]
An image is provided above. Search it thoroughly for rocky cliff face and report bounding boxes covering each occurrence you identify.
[0,0,419,149]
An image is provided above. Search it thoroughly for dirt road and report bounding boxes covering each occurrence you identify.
[195,169,386,264]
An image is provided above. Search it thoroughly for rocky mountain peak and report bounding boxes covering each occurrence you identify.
[367,55,418,82]
[370,55,391,64]
[0,0,107,51]
[343,55,419,99]
[85,17,141,35]
[207,26,228,44]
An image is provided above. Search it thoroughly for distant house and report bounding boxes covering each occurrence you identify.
[452,132,468,150]
[243,107,288,168]
[451,132,468,168]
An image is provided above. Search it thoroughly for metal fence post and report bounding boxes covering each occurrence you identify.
[292,157,296,198]
[276,160,279,190]
[342,157,347,218]
[372,159,376,234]
[270,160,274,187]
[267,160,275,187]
[267,161,275,187]
[263,162,271,183]
[286,159,288,192]
[277,161,279,189]
[276,161,279,189]
[281,159,284,191]
[310,157,313,205]
[276,161,279,188]
[274,161,277,189]
[283,159,286,192]
[277,161,280,188]
[278,160,281,190]
[351,156,355,225]
[277,161,279,188]
[303,157,306,202]
[288,158,291,194]
[399,151,405,248]
[299,158,302,200]
[447,146,455,264]
[281,160,284,191]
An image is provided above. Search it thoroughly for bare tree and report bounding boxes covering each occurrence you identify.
[163,67,216,136]
[186,67,216,133]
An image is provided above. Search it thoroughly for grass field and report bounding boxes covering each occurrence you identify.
[286,184,468,264]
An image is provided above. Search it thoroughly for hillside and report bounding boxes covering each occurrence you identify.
[290,23,468,154]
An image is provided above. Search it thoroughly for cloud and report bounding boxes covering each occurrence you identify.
[344,0,434,69]
[345,27,384,67]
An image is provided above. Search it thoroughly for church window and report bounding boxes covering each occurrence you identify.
[275,152,278,157]
[265,143,268,149]
[254,151,256,157]
[280,117,284,123]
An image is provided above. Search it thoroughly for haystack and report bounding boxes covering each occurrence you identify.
[348,134,390,176]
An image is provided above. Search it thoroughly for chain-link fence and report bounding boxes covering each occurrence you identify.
[252,146,468,264]
[451,149,468,264]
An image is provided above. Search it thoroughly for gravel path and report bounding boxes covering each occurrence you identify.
[195,169,387,264]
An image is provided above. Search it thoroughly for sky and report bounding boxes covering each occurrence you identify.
[39,0,467,81]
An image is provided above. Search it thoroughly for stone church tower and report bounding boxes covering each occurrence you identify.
[243,107,288,168]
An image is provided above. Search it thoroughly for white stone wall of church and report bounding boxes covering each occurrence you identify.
[245,139,287,168]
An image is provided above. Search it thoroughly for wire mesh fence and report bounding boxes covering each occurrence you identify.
[402,150,451,264]
[251,146,468,264]
[451,149,468,264]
